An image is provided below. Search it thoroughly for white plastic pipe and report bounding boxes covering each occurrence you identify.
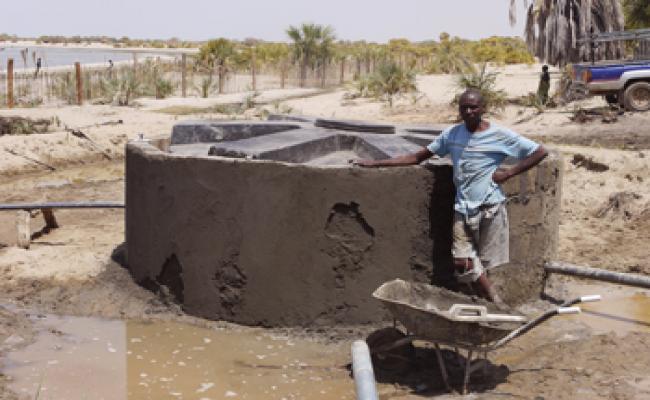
[558,306,581,315]
[580,295,602,303]
[351,340,379,400]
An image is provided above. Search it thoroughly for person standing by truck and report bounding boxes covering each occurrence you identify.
[352,89,548,305]
[537,65,551,105]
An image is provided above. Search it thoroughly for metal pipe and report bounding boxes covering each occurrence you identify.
[351,340,378,400]
[545,261,650,290]
[0,202,124,210]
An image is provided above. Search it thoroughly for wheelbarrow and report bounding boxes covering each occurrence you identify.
[370,279,601,394]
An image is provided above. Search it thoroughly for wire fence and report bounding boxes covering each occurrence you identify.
[635,40,650,59]
[0,55,378,107]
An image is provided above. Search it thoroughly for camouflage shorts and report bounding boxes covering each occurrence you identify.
[452,202,509,283]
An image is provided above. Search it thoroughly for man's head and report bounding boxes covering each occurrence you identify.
[458,89,485,131]
[542,65,549,72]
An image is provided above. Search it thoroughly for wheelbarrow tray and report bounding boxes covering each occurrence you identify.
[373,279,524,347]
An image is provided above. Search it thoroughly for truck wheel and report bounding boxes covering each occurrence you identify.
[623,82,650,112]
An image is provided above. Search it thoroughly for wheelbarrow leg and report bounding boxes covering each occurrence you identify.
[433,343,452,393]
[454,347,462,366]
[483,351,489,375]
[462,349,473,395]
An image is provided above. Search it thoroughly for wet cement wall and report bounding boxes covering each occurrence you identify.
[125,121,562,327]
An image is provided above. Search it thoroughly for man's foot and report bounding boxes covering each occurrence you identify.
[487,287,508,309]
[492,294,508,310]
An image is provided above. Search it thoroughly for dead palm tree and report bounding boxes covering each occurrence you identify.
[510,0,625,65]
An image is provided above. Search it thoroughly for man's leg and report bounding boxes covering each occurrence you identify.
[452,257,500,303]
[475,203,510,307]
[476,272,503,305]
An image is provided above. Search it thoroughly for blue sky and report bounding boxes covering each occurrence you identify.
[6,0,527,42]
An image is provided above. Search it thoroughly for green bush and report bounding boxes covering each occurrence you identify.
[154,77,174,99]
[370,62,417,106]
[351,62,417,106]
[195,76,214,98]
[471,37,534,65]
[100,72,141,106]
[454,63,507,113]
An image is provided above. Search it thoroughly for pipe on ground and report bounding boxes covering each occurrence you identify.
[545,261,650,290]
[0,202,124,210]
[351,340,378,400]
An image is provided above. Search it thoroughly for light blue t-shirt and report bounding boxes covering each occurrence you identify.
[427,123,540,215]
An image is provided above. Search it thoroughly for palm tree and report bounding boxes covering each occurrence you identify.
[623,0,650,57]
[197,38,235,94]
[510,0,624,65]
[428,33,475,74]
[623,0,650,29]
[286,23,336,87]
[332,43,351,84]
[260,42,291,88]
[369,62,417,107]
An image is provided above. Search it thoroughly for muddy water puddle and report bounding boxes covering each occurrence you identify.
[4,315,354,400]
[569,291,650,336]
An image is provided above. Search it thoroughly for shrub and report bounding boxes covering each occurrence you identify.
[454,63,507,113]
[351,62,417,106]
[154,77,174,99]
[195,76,214,98]
[100,72,141,106]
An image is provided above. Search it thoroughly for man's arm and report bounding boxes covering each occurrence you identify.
[492,145,548,184]
[351,148,434,168]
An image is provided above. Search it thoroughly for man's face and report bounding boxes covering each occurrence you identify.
[458,94,484,127]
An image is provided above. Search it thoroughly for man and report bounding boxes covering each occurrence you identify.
[34,57,42,79]
[352,89,548,305]
[537,65,550,105]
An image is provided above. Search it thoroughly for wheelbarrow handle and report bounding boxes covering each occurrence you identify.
[579,295,602,303]
[561,294,601,307]
[489,295,599,350]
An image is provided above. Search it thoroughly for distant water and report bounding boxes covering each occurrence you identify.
[0,46,171,70]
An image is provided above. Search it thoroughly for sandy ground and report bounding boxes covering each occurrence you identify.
[0,63,650,399]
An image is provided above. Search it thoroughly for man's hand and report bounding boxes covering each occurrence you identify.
[493,146,548,184]
[492,168,512,184]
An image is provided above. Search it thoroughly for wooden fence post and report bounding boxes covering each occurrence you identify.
[340,59,345,84]
[251,51,256,91]
[181,53,187,97]
[75,62,83,105]
[16,210,30,249]
[7,59,14,108]
[85,71,92,100]
[132,52,138,74]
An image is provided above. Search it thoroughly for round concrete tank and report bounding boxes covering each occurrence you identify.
[125,119,562,327]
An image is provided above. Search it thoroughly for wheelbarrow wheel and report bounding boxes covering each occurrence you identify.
[366,327,415,373]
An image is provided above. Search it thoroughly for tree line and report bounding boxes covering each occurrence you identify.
[195,25,536,91]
